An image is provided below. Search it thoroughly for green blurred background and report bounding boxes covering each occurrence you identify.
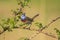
[0,0,60,40]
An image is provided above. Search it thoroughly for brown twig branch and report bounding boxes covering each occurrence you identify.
[41,32,57,38]
[29,17,60,40]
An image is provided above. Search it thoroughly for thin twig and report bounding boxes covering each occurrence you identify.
[29,17,60,40]
[41,32,57,38]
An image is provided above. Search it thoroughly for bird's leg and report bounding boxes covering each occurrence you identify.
[27,24,32,30]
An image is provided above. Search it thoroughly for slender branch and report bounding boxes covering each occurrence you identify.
[40,17,60,31]
[29,17,60,40]
[41,32,57,38]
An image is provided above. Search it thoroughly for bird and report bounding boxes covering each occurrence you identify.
[20,13,39,29]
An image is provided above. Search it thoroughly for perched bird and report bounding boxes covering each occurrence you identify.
[20,13,39,29]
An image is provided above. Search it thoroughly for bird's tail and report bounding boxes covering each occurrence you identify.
[32,14,39,20]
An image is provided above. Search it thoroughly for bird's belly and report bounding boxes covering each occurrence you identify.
[21,19,27,22]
